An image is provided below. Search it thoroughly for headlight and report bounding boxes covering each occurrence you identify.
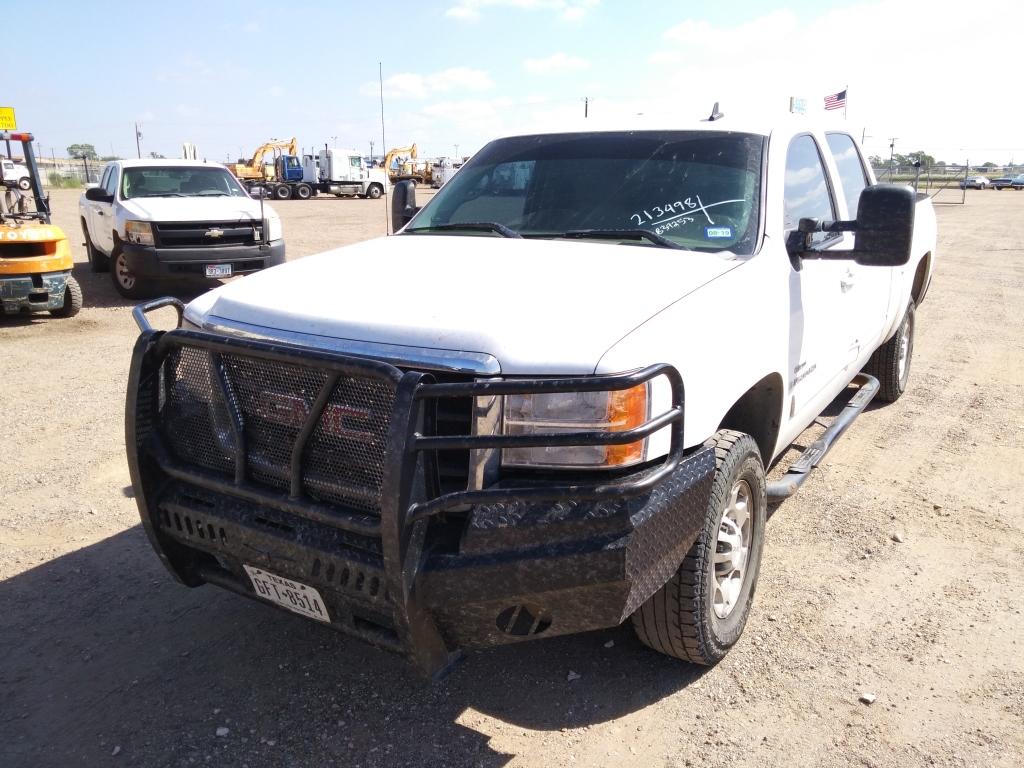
[266,216,283,242]
[125,220,154,246]
[501,382,649,468]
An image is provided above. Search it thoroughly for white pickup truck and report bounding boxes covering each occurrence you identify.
[126,117,935,677]
[79,159,284,298]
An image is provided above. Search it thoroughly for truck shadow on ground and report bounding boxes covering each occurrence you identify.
[71,262,213,310]
[1,526,707,768]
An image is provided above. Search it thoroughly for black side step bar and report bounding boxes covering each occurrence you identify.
[766,373,879,503]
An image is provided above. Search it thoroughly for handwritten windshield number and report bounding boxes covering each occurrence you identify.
[630,198,699,227]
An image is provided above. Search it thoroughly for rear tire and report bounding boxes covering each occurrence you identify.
[631,430,766,666]
[82,222,110,273]
[273,185,291,200]
[294,184,312,200]
[50,276,83,318]
[864,301,915,403]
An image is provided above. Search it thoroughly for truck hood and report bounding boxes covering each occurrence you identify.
[119,196,277,222]
[186,235,740,374]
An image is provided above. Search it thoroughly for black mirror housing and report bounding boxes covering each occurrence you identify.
[84,187,113,203]
[390,180,419,232]
[851,184,915,267]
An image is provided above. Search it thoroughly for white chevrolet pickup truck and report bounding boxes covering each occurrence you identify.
[80,159,284,299]
[126,117,936,677]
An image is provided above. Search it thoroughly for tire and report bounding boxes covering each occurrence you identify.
[50,276,83,318]
[81,221,110,273]
[110,247,151,299]
[294,184,312,200]
[273,185,291,200]
[365,184,383,200]
[631,430,766,666]
[18,178,31,191]
[864,301,915,403]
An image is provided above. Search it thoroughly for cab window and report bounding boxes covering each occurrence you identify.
[104,166,119,197]
[826,133,869,218]
[783,135,837,247]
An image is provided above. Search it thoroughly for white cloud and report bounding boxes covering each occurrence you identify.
[523,52,590,74]
[446,0,598,23]
[366,67,495,100]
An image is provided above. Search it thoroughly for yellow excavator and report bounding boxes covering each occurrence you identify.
[227,138,299,183]
[383,143,431,185]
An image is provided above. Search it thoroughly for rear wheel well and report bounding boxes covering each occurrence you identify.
[912,252,932,306]
[717,373,784,464]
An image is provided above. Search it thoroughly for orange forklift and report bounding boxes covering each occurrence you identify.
[0,130,81,317]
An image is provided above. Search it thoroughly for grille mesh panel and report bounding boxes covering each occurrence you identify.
[158,343,399,515]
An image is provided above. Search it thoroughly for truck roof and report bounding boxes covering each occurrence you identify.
[113,158,229,169]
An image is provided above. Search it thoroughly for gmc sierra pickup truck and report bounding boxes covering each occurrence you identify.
[80,159,285,299]
[126,117,936,677]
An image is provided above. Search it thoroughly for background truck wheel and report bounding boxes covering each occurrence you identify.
[864,301,915,403]
[111,248,150,299]
[365,184,383,200]
[50,276,83,318]
[631,429,766,666]
[81,222,109,273]
[273,185,291,200]
[18,178,31,191]
[294,184,312,200]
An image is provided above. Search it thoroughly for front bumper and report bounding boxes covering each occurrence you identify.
[0,270,69,314]
[126,308,714,676]
[121,240,285,279]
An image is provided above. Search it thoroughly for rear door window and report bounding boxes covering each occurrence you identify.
[826,133,869,218]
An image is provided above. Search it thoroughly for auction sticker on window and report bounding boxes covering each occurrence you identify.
[243,565,331,623]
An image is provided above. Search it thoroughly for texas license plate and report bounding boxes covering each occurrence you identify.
[243,565,330,623]
[205,264,232,278]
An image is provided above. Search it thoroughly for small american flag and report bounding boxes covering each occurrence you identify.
[824,89,847,111]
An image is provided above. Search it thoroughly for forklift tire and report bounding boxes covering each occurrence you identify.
[82,224,110,273]
[273,185,291,200]
[294,184,312,200]
[365,184,384,200]
[51,276,83,318]
[18,178,31,191]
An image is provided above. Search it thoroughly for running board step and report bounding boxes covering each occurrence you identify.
[766,373,879,503]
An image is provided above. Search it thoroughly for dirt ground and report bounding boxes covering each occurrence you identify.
[1,187,1021,768]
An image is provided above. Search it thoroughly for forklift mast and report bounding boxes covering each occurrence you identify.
[0,131,51,224]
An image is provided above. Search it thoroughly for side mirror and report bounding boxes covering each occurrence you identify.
[390,180,419,232]
[850,184,915,267]
[790,184,915,268]
[84,186,113,203]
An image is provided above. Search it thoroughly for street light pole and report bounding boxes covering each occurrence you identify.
[888,137,898,182]
[454,144,459,159]
[135,123,142,159]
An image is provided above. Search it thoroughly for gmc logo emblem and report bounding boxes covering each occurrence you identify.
[255,392,375,440]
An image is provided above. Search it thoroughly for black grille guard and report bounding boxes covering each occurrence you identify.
[127,299,687,675]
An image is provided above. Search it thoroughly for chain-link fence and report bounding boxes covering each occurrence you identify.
[37,158,104,188]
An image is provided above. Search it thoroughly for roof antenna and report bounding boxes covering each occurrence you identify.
[704,102,724,122]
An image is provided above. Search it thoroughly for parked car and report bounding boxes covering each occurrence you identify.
[960,175,990,189]
[126,121,936,677]
[79,159,285,299]
[991,176,1015,189]
[1011,174,1024,190]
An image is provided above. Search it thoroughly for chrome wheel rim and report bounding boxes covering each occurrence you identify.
[897,312,913,386]
[115,253,136,290]
[713,479,753,619]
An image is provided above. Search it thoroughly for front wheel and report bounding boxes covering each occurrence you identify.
[632,430,766,666]
[110,249,151,299]
[50,276,83,318]
[18,178,31,191]
[864,301,915,403]
[365,184,383,200]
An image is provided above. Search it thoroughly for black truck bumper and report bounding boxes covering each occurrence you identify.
[121,240,285,279]
[126,315,714,677]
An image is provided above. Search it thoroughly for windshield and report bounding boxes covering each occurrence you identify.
[405,131,764,254]
[121,166,248,199]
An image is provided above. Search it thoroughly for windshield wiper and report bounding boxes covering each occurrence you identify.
[405,222,522,239]
[136,193,187,198]
[555,229,683,249]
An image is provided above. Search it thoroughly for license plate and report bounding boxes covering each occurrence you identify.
[243,565,330,623]
[205,264,233,278]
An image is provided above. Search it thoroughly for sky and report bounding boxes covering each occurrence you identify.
[9,0,1024,165]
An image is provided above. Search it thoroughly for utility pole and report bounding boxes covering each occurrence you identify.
[135,122,142,158]
[888,137,898,182]
[369,140,374,164]
[454,143,459,159]
[582,96,590,118]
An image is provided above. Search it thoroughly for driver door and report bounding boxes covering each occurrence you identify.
[91,164,118,254]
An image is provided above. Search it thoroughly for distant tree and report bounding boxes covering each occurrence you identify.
[906,151,936,168]
[67,143,98,160]
[148,151,166,159]
[868,154,884,167]
[100,155,122,162]
[981,161,997,168]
